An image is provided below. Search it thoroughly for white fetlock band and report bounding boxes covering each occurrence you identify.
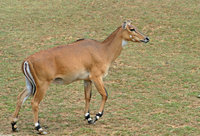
[35,122,39,127]
[85,112,90,117]
[96,116,100,120]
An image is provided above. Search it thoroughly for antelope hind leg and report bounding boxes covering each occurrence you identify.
[11,88,30,132]
[31,81,49,135]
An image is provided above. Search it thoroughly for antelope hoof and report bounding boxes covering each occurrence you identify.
[88,119,95,124]
[92,118,98,124]
[87,117,98,125]
[35,122,47,135]
[36,128,47,135]
[12,127,19,132]
[36,128,48,135]
[38,130,48,135]
[11,122,19,132]
[89,112,102,124]
[85,112,94,124]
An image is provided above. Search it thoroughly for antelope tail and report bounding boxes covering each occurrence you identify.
[23,61,36,102]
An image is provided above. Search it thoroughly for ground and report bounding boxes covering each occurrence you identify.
[0,0,200,135]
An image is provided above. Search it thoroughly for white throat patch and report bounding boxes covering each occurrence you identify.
[122,40,128,47]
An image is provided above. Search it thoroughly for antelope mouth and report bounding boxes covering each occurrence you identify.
[140,37,149,43]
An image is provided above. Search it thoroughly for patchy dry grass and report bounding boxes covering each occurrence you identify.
[0,0,200,135]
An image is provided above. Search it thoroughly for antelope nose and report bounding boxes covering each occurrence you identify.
[144,37,149,43]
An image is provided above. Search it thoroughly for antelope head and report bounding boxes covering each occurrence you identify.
[122,20,149,43]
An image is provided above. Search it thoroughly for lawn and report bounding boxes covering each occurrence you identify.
[0,0,200,135]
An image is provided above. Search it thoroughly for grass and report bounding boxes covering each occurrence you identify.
[0,0,200,135]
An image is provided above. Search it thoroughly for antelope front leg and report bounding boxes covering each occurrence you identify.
[84,80,93,124]
[92,77,108,124]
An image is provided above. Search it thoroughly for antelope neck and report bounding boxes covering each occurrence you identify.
[102,27,124,63]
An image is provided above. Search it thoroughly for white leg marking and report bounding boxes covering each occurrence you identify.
[35,122,39,127]
[85,112,90,117]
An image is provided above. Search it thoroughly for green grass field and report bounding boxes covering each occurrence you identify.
[0,0,200,135]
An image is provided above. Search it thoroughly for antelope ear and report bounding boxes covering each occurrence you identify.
[122,20,132,29]
[122,22,127,29]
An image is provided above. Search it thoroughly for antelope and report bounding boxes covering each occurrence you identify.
[11,20,149,134]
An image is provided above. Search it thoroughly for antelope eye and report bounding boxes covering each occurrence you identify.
[130,28,136,32]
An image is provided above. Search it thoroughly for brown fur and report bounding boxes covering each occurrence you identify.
[11,21,149,134]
